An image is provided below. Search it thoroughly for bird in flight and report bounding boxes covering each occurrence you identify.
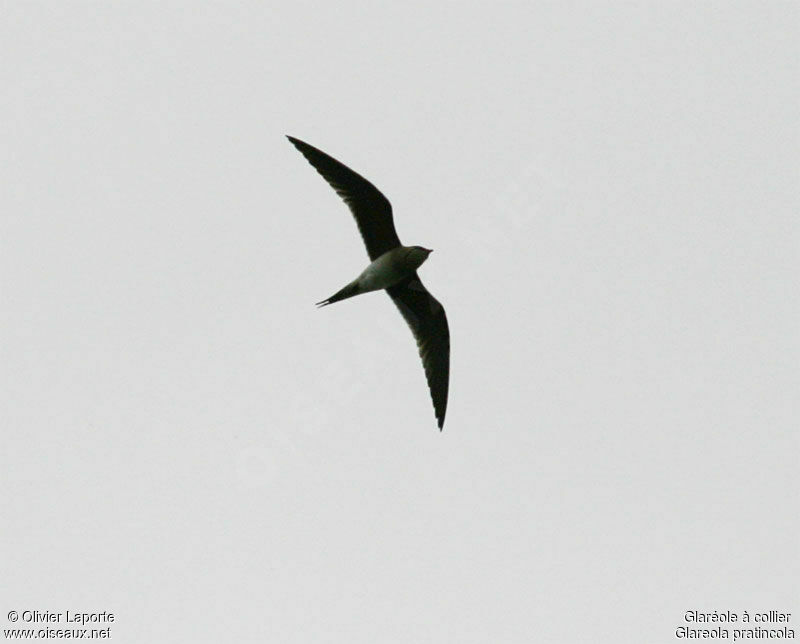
[287,136,450,430]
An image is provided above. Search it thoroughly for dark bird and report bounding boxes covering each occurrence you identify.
[287,136,450,430]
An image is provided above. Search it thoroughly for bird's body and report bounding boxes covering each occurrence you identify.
[287,135,450,430]
[317,246,432,306]
[357,246,432,291]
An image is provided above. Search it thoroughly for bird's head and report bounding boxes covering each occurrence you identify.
[407,246,434,269]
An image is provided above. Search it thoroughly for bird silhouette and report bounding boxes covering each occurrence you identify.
[287,136,450,430]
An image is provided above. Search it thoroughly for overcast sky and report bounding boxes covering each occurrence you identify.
[1,2,797,643]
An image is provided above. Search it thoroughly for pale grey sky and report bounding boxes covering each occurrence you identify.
[1,2,797,643]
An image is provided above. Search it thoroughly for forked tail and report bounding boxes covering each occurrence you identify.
[316,280,361,308]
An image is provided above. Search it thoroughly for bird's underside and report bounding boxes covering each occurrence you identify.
[287,135,450,429]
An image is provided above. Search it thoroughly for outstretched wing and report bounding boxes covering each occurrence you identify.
[387,274,450,430]
[287,136,401,261]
